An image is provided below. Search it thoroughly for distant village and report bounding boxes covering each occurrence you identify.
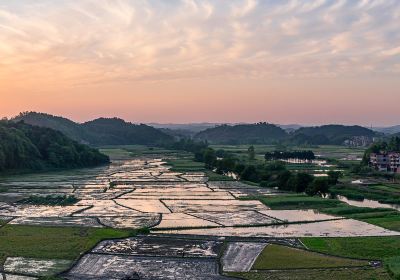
[341,135,400,174]
[343,136,373,147]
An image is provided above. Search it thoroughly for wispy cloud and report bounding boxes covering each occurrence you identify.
[0,0,399,89]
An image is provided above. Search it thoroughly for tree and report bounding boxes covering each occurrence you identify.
[388,137,400,151]
[293,173,314,193]
[203,148,217,169]
[241,165,259,182]
[216,157,236,174]
[327,171,342,185]
[276,170,292,191]
[234,163,246,179]
[215,149,226,158]
[306,178,330,196]
[248,146,255,161]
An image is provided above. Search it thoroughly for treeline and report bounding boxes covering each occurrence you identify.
[0,121,109,172]
[264,150,315,161]
[170,139,341,197]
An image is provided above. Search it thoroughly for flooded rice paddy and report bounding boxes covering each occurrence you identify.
[1,157,394,236]
[222,242,267,272]
[1,157,399,279]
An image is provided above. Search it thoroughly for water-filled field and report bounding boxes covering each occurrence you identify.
[1,157,399,279]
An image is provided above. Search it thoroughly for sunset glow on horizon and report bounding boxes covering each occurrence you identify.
[1,0,399,125]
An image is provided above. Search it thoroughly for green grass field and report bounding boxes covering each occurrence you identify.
[302,236,400,278]
[0,225,138,274]
[386,256,400,279]
[253,244,368,270]
[301,236,400,260]
[361,214,400,232]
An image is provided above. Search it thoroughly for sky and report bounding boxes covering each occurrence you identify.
[0,0,399,126]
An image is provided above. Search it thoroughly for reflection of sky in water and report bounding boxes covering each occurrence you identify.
[158,219,400,237]
[2,157,399,238]
[337,195,400,211]
[258,209,339,222]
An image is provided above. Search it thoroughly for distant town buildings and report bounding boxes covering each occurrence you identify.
[370,152,400,173]
[344,136,373,147]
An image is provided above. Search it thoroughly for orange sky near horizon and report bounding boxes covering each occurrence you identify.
[1,1,399,126]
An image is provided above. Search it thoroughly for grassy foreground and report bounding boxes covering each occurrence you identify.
[301,236,400,260]
[253,244,368,270]
[302,236,400,279]
[0,224,137,273]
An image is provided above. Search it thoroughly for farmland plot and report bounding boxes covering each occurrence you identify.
[64,254,235,280]
[222,242,267,272]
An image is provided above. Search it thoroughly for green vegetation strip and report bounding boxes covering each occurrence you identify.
[205,170,233,181]
[0,224,137,271]
[164,158,205,172]
[253,244,368,270]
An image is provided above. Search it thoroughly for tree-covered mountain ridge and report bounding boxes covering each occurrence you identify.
[0,121,109,172]
[13,112,173,145]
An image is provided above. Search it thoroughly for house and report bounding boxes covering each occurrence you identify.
[370,152,400,173]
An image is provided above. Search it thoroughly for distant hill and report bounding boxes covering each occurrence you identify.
[372,125,400,135]
[278,124,303,133]
[290,125,378,145]
[148,123,218,138]
[13,112,92,143]
[194,123,288,144]
[148,123,218,133]
[158,128,194,138]
[0,121,109,172]
[13,112,173,146]
[81,117,172,145]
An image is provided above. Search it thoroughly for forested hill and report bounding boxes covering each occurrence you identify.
[13,112,173,145]
[13,112,91,143]
[290,125,378,145]
[81,118,173,145]
[194,123,288,144]
[0,121,109,172]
